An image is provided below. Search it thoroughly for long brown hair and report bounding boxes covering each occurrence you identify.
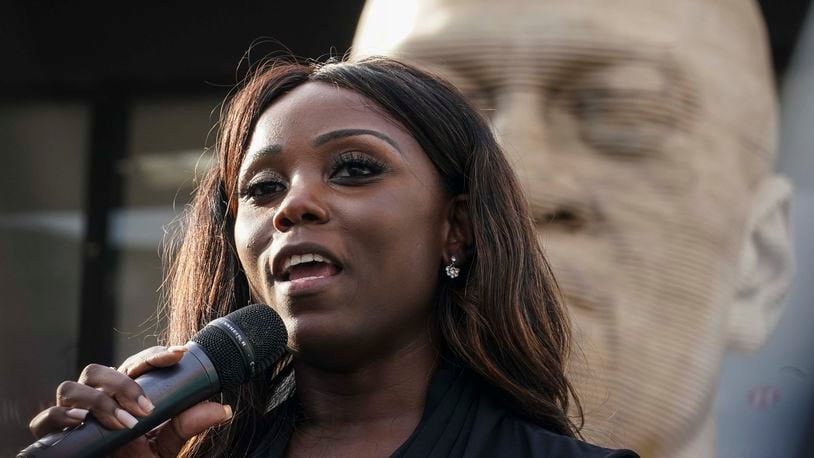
[162,56,582,456]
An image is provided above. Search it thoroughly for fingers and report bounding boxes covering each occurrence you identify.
[29,406,88,439]
[29,346,187,441]
[56,380,139,430]
[119,345,187,379]
[76,364,154,418]
[152,402,233,457]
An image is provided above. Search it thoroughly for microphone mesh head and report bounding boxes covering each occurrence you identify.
[190,304,287,391]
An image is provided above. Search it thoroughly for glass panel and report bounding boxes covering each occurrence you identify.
[112,95,220,364]
[0,103,89,452]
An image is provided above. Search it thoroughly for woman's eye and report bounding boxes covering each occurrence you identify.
[331,152,387,180]
[241,180,286,199]
[334,162,377,178]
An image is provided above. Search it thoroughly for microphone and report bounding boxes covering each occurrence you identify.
[18,304,288,458]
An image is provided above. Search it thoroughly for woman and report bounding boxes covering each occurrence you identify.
[29,57,636,457]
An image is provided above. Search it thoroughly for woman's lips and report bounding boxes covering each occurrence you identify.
[288,263,341,281]
[277,263,343,297]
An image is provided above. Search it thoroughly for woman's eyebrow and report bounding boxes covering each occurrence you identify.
[312,129,403,155]
[246,144,283,161]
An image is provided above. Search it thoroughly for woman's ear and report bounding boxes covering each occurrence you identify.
[442,194,473,262]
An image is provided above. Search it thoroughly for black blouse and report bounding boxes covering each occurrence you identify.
[251,362,638,457]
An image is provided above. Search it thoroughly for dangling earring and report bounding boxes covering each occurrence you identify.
[445,256,460,279]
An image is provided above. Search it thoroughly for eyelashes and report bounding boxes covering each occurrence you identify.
[238,175,286,200]
[238,150,390,202]
[329,150,388,179]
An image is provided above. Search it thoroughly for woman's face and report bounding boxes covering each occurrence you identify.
[234,82,453,369]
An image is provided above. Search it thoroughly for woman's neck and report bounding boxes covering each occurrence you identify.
[287,335,438,455]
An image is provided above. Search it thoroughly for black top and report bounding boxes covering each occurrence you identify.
[251,362,638,457]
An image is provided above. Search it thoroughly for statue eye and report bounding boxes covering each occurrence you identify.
[556,62,697,157]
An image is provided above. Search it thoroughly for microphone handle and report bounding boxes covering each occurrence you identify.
[18,343,220,458]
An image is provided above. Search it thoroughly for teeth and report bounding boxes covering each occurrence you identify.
[282,253,330,273]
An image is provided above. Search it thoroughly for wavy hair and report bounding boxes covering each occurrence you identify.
[162,56,582,456]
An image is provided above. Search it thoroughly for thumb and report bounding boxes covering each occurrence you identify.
[152,402,233,457]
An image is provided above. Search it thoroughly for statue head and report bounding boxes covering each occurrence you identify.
[352,0,794,454]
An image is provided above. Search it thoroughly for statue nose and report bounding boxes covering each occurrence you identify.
[529,188,593,231]
[491,90,596,231]
[491,89,547,164]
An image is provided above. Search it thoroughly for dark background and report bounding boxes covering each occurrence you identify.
[0,2,366,97]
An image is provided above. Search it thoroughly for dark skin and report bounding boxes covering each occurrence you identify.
[29,83,472,457]
[283,341,436,457]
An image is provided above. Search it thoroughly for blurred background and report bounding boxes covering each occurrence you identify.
[0,1,811,456]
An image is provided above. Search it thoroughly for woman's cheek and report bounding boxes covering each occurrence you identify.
[234,210,269,283]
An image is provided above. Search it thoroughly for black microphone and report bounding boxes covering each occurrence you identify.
[18,304,288,458]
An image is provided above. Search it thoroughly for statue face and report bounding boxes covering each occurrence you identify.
[354,0,777,453]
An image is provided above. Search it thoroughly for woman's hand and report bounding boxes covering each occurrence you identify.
[28,346,232,457]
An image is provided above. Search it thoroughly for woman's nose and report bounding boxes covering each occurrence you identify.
[272,176,330,232]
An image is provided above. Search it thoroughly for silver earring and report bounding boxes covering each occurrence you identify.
[445,256,460,279]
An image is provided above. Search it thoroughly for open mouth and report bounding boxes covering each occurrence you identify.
[280,253,342,282]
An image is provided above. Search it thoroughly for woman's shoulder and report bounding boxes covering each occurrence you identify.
[485,411,639,457]
[463,383,638,458]
[394,362,638,458]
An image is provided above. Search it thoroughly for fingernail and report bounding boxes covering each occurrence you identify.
[222,405,233,421]
[115,408,139,429]
[65,408,88,420]
[167,345,187,353]
[138,395,154,414]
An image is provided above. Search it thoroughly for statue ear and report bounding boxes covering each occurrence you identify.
[726,174,794,352]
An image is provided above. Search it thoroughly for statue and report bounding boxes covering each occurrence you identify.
[352,0,795,455]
